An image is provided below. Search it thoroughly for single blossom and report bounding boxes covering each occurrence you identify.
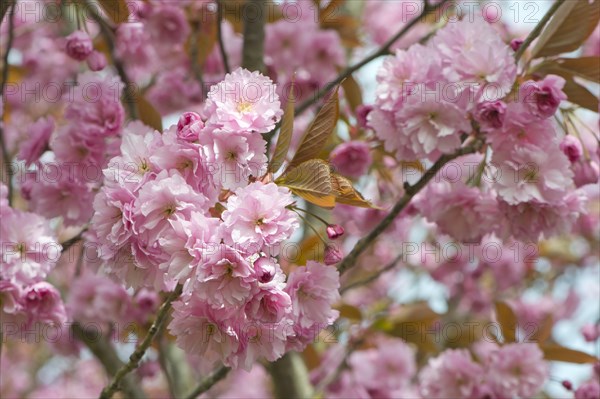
[221,182,298,250]
[330,141,372,178]
[560,135,584,163]
[65,30,93,61]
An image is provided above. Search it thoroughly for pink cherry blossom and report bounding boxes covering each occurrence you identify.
[419,349,484,398]
[17,116,54,166]
[483,343,548,398]
[206,68,283,134]
[575,381,600,399]
[65,30,93,61]
[221,182,298,250]
[285,261,340,330]
[330,141,372,178]
[520,74,567,119]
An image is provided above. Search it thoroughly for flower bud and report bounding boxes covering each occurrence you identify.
[176,112,204,142]
[559,136,583,163]
[326,224,345,240]
[324,245,343,265]
[573,160,600,188]
[254,257,277,284]
[510,39,524,52]
[65,30,93,61]
[581,324,600,342]
[86,51,107,71]
[562,380,573,391]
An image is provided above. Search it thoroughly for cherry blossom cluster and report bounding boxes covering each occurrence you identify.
[92,68,340,369]
[370,16,597,244]
[0,182,66,329]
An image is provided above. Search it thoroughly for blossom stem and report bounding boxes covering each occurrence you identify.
[184,365,231,399]
[295,211,328,244]
[291,205,331,227]
[514,0,566,62]
[294,0,451,117]
[216,0,230,74]
[0,1,16,207]
[99,285,183,399]
[71,323,147,399]
[337,139,483,276]
[241,0,266,73]
[340,252,404,294]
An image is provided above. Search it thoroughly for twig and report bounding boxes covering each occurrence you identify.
[99,285,183,399]
[0,1,16,206]
[189,20,206,93]
[184,365,231,399]
[61,228,88,253]
[71,323,147,399]
[81,0,138,119]
[241,0,266,72]
[340,253,403,294]
[156,327,182,398]
[514,0,566,62]
[216,0,230,74]
[294,0,451,117]
[337,139,484,276]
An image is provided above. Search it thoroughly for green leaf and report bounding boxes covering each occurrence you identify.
[287,87,340,170]
[331,174,378,208]
[495,302,517,343]
[276,159,336,209]
[341,76,362,115]
[98,0,130,24]
[268,83,295,174]
[531,0,600,59]
[542,344,598,364]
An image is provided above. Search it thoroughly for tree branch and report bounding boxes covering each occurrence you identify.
[267,351,313,399]
[82,0,138,119]
[340,252,403,294]
[514,0,566,62]
[71,323,147,399]
[99,285,183,399]
[337,139,484,276]
[294,0,451,117]
[184,365,231,399]
[241,0,266,72]
[217,0,230,74]
[0,1,16,207]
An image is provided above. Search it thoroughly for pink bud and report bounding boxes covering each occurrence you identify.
[356,104,373,130]
[562,380,573,391]
[254,257,277,284]
[176,112,203,142]
[581,324,600,342]
[65,30,93,61]
[510,39,524,52]
[560,136,583,163]
[86,51,107,71]
[326,224,344,240]
[324,245,343,265]
[573,160,600,188]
